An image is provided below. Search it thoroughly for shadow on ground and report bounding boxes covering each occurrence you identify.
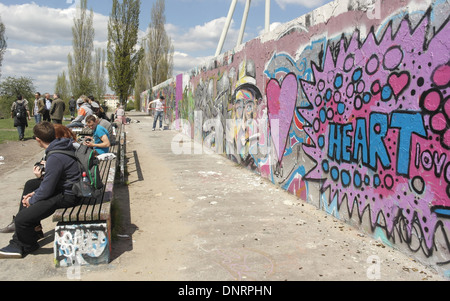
[109,143,142,262]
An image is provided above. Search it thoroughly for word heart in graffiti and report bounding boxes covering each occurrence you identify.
[327,112,425,176]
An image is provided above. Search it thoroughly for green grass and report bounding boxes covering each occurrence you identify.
[0,116,72,144]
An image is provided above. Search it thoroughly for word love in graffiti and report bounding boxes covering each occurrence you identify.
[326,111,426,177]
[415,143,450,184]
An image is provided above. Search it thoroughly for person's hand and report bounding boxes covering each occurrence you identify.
[22,198,31,208]
[33,165,42,178]
[22,192,35,208]
[85,140,94,148]
[33,161,45,178]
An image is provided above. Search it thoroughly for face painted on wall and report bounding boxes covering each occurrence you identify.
[235,88,256,122]
[231,85,262,164]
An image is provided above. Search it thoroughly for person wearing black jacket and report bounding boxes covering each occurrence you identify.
[42,93,53,122]
[0,122,81,258]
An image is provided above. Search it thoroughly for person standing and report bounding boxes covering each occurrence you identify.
[11,95,31,141]
[148,95,165,131]
[69,96,76,119]
[50,93,65,124]
[32,92,45,124]
[42,93,53,122]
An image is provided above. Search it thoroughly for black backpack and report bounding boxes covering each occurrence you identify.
[49,144,104,198]
[14,101,27,120]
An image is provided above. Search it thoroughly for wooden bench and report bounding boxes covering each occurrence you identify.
[53,124,123,267]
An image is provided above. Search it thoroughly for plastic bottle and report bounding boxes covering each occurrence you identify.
[80,172,92,197]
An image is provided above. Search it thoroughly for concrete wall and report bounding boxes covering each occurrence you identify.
[145,0,450,276]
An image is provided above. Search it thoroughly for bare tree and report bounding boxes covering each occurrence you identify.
[0,16,7,79]
[68,0,95,98]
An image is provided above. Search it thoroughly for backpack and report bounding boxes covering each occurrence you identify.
[15,101,27,120]
[49,144,104,198]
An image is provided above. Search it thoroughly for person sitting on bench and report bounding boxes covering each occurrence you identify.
[84,115,111,155]
[0,122,81,259]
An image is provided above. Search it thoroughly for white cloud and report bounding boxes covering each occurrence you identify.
[0,3,109,93]
[0,1,220,92]
[172,51,213,75]
[1,1,308,93]
[167,17,240,56]
[0,3,73,45]
[275,0,327,9]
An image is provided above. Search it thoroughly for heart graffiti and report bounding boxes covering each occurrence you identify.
[388,71,410,98]
[266,73,298,163]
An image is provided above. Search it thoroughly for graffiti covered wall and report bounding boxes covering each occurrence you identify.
[150,0,450,275]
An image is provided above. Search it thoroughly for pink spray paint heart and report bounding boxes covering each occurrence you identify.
[388,71,410,98]
[266,73,298,163]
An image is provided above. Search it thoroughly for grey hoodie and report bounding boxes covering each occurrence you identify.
[72,103,93,124]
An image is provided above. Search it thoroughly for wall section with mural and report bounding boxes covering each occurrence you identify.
[143,0,450,276]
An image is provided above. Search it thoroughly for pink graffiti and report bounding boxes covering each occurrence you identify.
[298,14,450,250]
[388,71,410,98]
[266,73,298,163]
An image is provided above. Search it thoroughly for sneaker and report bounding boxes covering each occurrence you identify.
[152,128,155,131]
[0,216,15,233]
[160,128,163,131]
[0,244,22,259]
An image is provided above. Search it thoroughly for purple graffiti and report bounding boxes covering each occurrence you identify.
[298,13,449,251]
[266,73,298,163]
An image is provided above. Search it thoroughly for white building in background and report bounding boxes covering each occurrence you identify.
[102,94,120,111]
[101,94,135,111]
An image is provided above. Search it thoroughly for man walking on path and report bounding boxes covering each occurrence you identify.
[11,95,31,141]
[50,93,65,124]
[148,95,165,131]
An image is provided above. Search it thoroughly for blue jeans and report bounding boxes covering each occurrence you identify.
[16,125,25,140]
[153,111,164,129]
[34,114,42,124]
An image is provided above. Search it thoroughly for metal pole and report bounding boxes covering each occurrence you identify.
[237,0,251,47]
[265,0,271,33]
[215,0,238,57]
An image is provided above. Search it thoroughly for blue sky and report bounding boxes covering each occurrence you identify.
[0,0,332,93]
